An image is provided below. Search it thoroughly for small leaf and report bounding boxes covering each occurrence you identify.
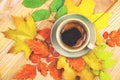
[102,59,117,69]
[37,61,48,76]
[55,5,67,19]
[38,28,51,39]
[50,0,64,12]
[95,51,113,60]
[72,0,82,6]
[32,9,50,21]
[67,57,85,72]
[14,64,36,79]
[100,71,111,80]
[22,0,47,8]
[27,39,50,57]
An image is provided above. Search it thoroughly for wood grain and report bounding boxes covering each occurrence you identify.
[0,0,120,80]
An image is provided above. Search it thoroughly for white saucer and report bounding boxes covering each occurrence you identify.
[51,14,96,58]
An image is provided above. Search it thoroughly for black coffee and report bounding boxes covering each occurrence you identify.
[61,28,81,46]
[61,22,87,49]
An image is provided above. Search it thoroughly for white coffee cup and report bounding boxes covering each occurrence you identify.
[56,18,95,52]
[51,14,96,58]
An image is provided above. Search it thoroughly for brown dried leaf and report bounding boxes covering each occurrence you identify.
[94,0,113,13]
[72,0,82,6]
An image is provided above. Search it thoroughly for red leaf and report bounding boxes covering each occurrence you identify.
[109,30,117,39]
[38,28,51,39]
[14,64,36,79]
[48,60,62,80]
[67,57,85,72]
[27,39,50,57]
[50,68,63,80]
[49,46,54,53]
[46,36,52,44]
[46,56,55,62]
[46,52,60,62]
[103,31,108,39]
[29,53,41,63]
[37,61,48,76]
[48,60,57,71]
[116,36,120,46]
[53,52,60,57]
[106,39,115,47]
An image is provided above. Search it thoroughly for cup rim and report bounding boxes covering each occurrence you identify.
[51,14,96,58]
[56,18,90,52]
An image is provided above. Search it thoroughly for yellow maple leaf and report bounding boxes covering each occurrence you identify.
[65,0,111,43]
[82,47,102,70]
[5,15,37,59]
[65,0,96,20]
[94,13,111,31]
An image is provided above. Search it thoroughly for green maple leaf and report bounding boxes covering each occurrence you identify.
[100,71,111,80]
[102,59,117,69]
[5,15,37,58]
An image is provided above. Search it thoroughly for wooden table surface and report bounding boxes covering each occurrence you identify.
[0,0,120,80]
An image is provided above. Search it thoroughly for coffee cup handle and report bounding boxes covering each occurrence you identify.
[87,43,95,49]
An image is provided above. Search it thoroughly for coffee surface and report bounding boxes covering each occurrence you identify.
[61,28,81,46]
[61,22,87,49]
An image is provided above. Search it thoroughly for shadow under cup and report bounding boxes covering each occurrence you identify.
[56,18,91,52]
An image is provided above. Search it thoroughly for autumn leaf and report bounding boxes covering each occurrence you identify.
[14,64,36,79]
[37,61,48,76]
[102,59,117,69]
[65,0,95,17]
[48,58,62,80]
[32,9,51,21]
[94,13,111,32]
[55,5,67,19]
[29,53,41,63]
[82,47,102,70]
[50,0,64,12]
[27,39,50,57]
[72,0,82,6]
[95,50,113,60]
[46,52,60,62]
[100,71,111,80]
[5,15,37,59]
[22,0,47,8]
[38,28,51,40]
[67,57,85,72]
